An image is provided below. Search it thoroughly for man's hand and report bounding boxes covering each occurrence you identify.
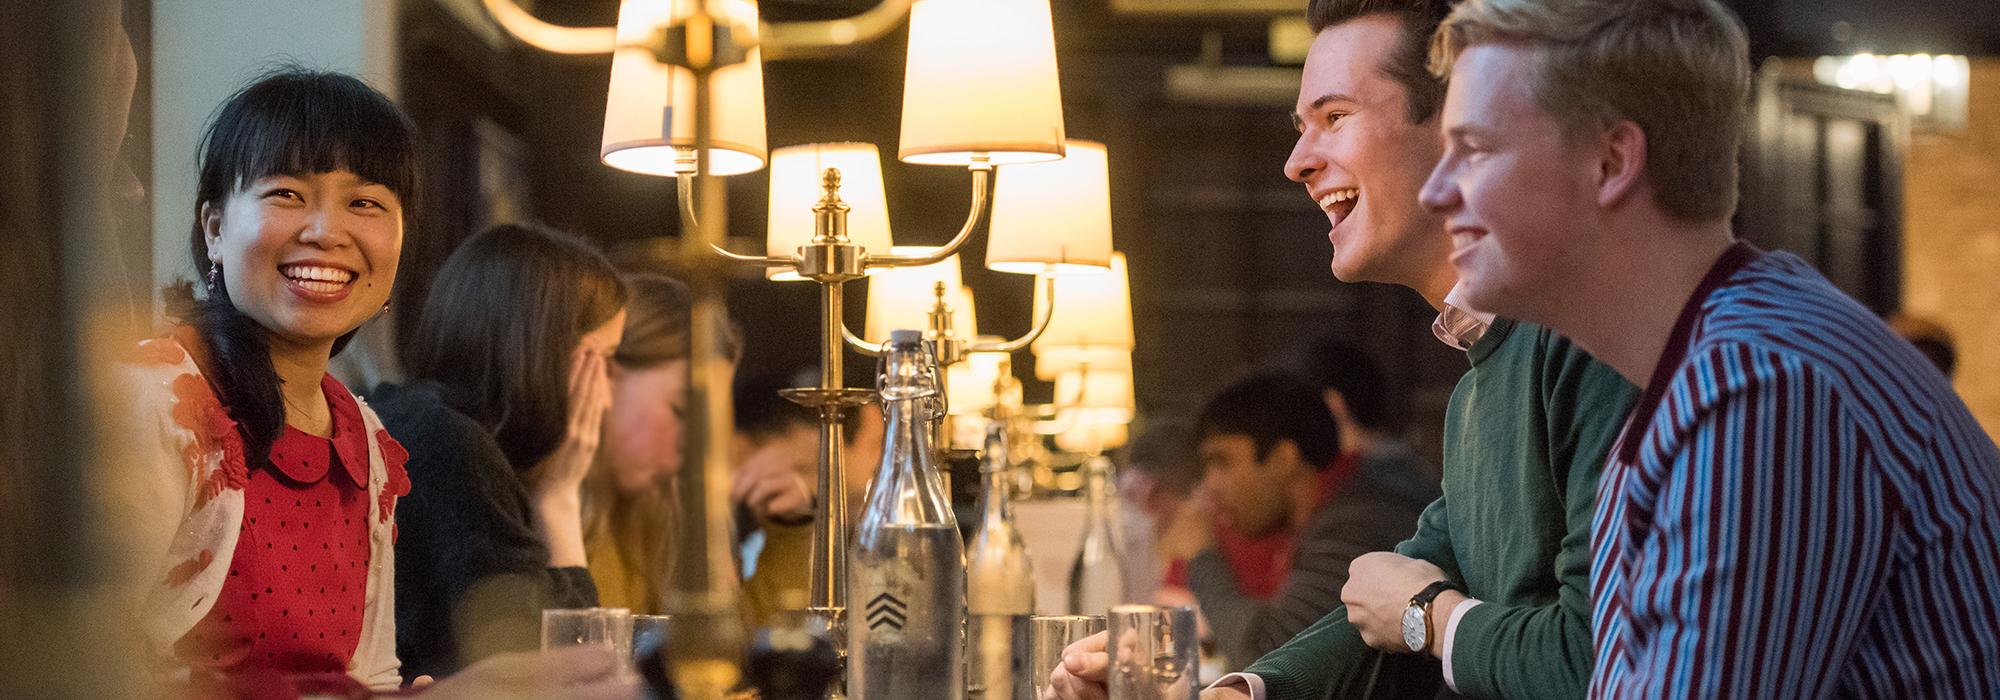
[1340,551,1453,654]
[1043,631,1109,700]
[731,441,815,523]
[1158,490,1216,563]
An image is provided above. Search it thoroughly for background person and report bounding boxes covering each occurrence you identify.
[374,223,627,681]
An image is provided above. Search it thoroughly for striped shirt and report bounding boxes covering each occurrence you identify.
[1588,243,2000,697]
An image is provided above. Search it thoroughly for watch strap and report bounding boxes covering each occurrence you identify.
[1411,580,1462,651]
[1411,579,1461,606]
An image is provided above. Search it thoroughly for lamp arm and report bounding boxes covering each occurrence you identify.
[841,322,884,357]
[709,242,796,267]
[868,166,992,268]
[480,0,618,54]
[677,172,794,267]
[979,275,1057,354]
[485,0,918,59]
[760,0,918,61]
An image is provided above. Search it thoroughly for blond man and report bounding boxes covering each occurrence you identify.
[1421,0,2000,695]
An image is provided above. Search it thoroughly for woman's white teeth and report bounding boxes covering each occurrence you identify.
[280,264,355,283]
[1317,189,1359,210]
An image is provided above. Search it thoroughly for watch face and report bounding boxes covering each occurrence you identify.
[1402,605,1427,653]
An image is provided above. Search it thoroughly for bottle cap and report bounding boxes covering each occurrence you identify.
[889,329,923,344]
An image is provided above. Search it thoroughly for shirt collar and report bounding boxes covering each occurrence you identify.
[1432,283,1497,351]
[270,375,369,488]
[323,374,370,488]
[1613,240,1763,464]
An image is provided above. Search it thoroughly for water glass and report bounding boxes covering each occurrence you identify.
[1106,605,1197,700]
[1030,614,1108,699]
[542,607,635,674]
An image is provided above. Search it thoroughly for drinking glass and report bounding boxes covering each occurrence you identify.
[1106,605,1197,700]
[542,607,635,675]
[1030,614,1108,699]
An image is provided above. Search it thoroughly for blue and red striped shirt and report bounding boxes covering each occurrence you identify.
[1589,243,2000,697]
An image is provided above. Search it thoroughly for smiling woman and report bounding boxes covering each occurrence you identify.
[117,68,420,694]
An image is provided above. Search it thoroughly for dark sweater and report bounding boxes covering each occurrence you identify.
[369,381,597,682]
[1244,319,1636,700]
[1187,445,1438,670]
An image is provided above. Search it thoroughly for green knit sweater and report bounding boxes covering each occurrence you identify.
[1242,319,1635,700]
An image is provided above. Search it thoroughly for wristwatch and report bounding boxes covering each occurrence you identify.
[1401,580,1462,654]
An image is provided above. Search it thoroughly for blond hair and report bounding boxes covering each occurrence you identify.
[1430,0,1751,223]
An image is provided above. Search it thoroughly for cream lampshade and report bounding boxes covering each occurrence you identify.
[1033,346,1129,381]
[987,140,1114,274]
[946,349,1012,418]
[898,0,1066,166]
[1054,421,1129,453]
[1030,252,1133,364]
[767,143,895,281]
[865,250,975,344]
[1052,355,1135,425]
[600,0,768,177]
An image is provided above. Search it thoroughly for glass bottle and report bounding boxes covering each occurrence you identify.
[966,421,1034,699]
[848,330,965,699]
[1067,455,1124,616]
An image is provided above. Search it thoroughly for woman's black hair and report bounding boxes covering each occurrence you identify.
[402,223,628,476]
[170,66,420,466]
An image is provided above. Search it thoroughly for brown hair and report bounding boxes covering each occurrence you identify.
[402,223,627,477]
[1306,0,1453,123]
[583,273,742,613]
[1430,0,1751,223]
[611,274,742,369]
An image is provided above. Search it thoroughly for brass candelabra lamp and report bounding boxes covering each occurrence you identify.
[482,0,1095,694]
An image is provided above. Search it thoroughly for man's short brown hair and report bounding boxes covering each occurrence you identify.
[1306,0,1452,123]
[1430,0,1751,223]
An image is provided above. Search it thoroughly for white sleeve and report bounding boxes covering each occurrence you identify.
[1207,672,1267,700]
[1440,599,1482,692]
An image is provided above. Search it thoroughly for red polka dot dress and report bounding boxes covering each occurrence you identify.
[175,375,373,687]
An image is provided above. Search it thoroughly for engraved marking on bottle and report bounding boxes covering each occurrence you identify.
[866,592,908,631]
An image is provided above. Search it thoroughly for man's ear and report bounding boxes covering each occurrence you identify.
[1597,120,1649,210]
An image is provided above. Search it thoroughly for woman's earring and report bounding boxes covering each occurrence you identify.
[205,264,220,295]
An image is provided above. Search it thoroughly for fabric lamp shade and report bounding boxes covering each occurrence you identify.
[898,0,1066,166]
[1030,252,1133,358]
[987,139,1114,274]
[600,0,767,177]
[946,349,1013,417]
[1032,346,1129,381]
[1054,420,1129,453]
[766,142,894,281]
[864,250,975,344]
[1053,355,1135,426]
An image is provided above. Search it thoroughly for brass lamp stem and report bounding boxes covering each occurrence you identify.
[663,4,748,695]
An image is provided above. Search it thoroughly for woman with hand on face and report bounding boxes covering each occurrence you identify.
[115,69,632,699]
[371,223,628,682]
